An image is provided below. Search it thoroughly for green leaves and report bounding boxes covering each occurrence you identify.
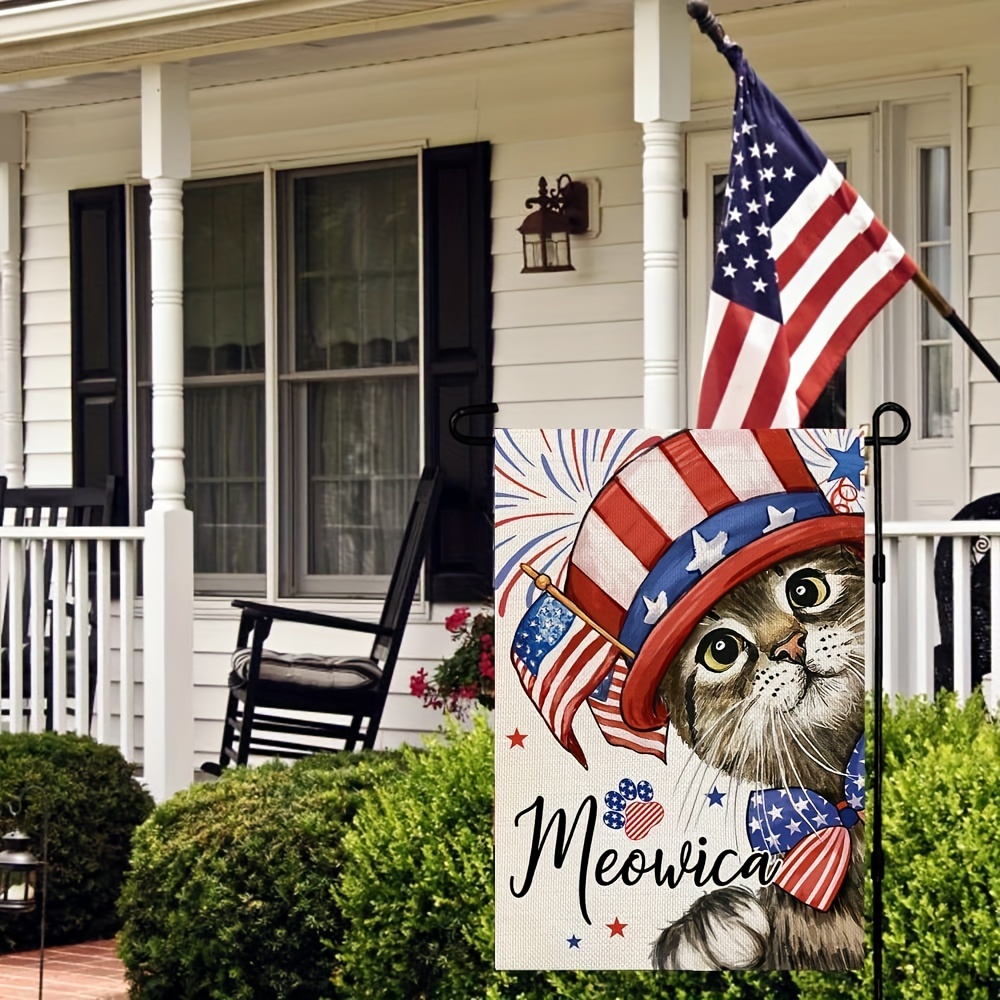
[0,731,152,954]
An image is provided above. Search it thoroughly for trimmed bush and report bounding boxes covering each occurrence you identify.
[117,751,402,1000]
[0,731,153,953]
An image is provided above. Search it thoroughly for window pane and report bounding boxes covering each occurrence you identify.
[291,163,418,372]
[920,147,950,243]
[183,178,264,377]
[305,376,419,576]
[185,384,266,574]
[922,343,953,439]
[920,243,951,342]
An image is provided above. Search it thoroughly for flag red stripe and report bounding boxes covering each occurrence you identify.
[776,181,859,286]
[564,566,627,635]
[742,217,886,428]
[551,638,615,742]
[536,625,590,708]
[797,255,916,415]
[697,300,756,427]
[659,434,738,515]
[591,479,671,570]
[752,430,817,491]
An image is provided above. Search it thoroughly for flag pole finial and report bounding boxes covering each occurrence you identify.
[686,1,730,54]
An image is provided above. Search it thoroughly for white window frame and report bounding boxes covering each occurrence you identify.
[125,145,427,608]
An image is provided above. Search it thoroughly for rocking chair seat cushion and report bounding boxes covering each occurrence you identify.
[229,648,382,706]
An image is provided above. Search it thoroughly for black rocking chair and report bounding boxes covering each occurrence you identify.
[0,475,117,730]
[202,466,443,772]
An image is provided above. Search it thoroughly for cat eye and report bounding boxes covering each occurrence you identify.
[786,569,831,610]
[696,628,747,672]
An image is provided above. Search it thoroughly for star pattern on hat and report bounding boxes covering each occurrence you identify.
[685,529,728,575]
[642,591,669,625]
[762,504,796,534]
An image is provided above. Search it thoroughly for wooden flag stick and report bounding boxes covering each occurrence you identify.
[911,268,1000,385]
[519,562,635,659]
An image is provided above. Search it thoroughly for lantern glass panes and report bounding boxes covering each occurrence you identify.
[0,830,40,914]
[519,207,574,273]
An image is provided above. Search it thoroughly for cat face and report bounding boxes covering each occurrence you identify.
[657,545,864,792]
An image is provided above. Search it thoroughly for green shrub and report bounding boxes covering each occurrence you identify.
[0,731,153,953]
[117,751,401,1000]
[794,691,1000,1000]
[333,715,547,999]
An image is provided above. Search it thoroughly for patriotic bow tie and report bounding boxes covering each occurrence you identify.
[746,736,865,912]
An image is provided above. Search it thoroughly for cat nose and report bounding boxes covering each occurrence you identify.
[770,630,806,665]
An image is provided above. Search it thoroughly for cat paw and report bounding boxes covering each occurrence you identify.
[652,886,770,971]
[602,778,664,840]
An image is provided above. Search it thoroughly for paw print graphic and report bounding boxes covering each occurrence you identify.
[602,779,664,841]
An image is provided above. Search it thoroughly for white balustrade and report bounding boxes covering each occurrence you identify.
[0,526,145,762]
[867,521,1000,712]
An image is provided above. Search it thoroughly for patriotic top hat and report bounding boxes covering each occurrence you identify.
[561,428,865,733]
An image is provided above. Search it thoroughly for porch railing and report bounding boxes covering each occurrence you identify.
[869,521,999,712]
[0,525,145,762]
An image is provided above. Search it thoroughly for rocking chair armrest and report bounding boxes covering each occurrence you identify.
[231,600,393,637]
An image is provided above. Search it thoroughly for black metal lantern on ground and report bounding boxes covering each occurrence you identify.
[0,790,52,1000]
[0,830,41,913]
[518,174,590,273]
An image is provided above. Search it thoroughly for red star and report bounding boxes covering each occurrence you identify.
[506,729,527,749]
[607,917,627,938]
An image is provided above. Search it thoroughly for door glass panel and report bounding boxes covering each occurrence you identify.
[917,146,953,439]
[710,159,849,428]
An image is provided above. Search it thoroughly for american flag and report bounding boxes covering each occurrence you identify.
[697,45,916,428]
[511,593,619,767]
[587,659,666,760]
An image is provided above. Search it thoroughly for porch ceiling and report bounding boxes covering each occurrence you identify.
[0,0,929,112]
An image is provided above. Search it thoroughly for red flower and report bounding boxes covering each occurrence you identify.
[478,650,494,679]
[445,607,470,633]
[479,632,493,651]
[409,668,429,698]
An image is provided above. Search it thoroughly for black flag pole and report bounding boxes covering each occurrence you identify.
[686,0,1000,388]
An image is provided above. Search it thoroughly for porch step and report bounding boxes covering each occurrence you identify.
[0,938,127,999]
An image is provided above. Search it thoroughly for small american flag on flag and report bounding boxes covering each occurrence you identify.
[587,659,666,760]
[511,593,619,767]
[698,44,916,428]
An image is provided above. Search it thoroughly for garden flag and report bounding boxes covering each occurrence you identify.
[495,428,866,971]
[697,41,916,429]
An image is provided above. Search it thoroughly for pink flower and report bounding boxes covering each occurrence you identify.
[457,685,479,701]
[479,632,493,651]
[478,651,494,679]
[445,607,470,633]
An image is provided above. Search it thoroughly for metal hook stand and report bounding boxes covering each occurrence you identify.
[448,403,498,448]
[864,401,910,1000]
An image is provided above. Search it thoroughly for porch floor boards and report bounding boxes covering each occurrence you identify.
[0,939,127,999]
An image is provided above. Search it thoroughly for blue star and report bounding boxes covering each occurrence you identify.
[567,935,582,949]
[706,786,725,807]
[827,440,865,489]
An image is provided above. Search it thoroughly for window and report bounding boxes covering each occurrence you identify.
[918,146,952,439]
[135,176,266,593]
[128,142,493,602]
[279,160,421,595]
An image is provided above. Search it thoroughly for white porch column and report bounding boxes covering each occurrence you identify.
[0,115,24,487]
[634,0,690,428]
[141,63,194,802]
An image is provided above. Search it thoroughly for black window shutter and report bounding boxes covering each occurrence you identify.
[422,142,493,605]
[69,186,128,525]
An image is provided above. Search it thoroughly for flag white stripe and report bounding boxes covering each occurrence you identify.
[779,195,874,318]
[788,235,907,385]
[712,312,783,427]
[702,290,733,376]
[770,159,844,258]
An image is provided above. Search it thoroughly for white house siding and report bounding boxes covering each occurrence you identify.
[17,29,643,759]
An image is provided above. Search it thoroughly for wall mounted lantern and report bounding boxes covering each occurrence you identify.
[518,174,590,273]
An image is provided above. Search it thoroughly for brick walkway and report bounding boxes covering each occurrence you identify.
[0,939,127,999]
